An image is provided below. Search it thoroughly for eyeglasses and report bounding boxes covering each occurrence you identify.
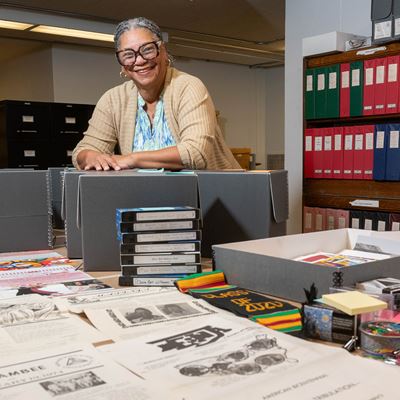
[116,40,161,67]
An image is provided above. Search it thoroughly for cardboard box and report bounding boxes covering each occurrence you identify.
[78,172,199,271]
[0,170,51,252]
[62,169,86,259]
[302,31,368,57]
[212,229,400,302]
[65,169,288,262]
[197,170,287,257]
[48,167,65,229]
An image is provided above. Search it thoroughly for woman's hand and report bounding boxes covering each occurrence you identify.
[76,150,122,171]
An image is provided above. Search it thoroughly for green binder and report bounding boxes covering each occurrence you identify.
[314,66,327,119]
[350,60,364,117]
[305,68,315,119]
[326,64,340,118]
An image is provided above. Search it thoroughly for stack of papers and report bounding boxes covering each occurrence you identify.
[295,249,390,267]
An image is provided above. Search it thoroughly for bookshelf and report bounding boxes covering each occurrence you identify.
[303,42,400,230]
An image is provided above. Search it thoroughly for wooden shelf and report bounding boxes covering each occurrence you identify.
[306,113,400,127]
[303,44,400,221]
[303,179,400,213]
[305,42,400,68]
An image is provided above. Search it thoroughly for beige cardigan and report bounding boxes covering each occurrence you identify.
[72,67,240,170]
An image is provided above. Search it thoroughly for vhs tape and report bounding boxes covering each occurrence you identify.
[120,230,202,244]
[121,264,202,276]
[119,274,186,287]
[116,206,200,222]
[120,252,201,266]
[120,241,201,254]
[118,219,200,235]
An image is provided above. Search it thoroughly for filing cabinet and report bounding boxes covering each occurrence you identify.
[0,100,94,168]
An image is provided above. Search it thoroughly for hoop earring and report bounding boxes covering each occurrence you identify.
[120,70,128,79]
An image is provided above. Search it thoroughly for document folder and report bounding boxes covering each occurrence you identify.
[350,61,364,117]
[326,64,340,118]
[371,0,393,43]
[315,67,327,118]
[374,57,387,114]
[363,59,375,116]
[385,123,400,181]
[305,68,316,119]
[340,63,351,117]
[386,55,400,113]
[373,124,388,180]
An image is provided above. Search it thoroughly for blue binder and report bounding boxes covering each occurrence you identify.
[385,124,400,181]
[373,124,388,181]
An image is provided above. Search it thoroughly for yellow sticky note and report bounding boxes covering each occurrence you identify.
[322,291,387,316]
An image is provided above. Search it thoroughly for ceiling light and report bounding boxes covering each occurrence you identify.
[0,19,33,30]
[30,25,114,42]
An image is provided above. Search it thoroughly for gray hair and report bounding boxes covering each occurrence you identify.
[114,17,162,50]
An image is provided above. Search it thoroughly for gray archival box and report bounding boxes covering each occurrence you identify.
[63,169,288,269]
[0,169,51,252]
[197,170,288,257]
[77,172,199,271]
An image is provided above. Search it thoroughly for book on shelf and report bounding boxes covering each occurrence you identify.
[321,290,388,315]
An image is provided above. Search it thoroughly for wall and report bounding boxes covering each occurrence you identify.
[51,44,121,104]
[0,45,54,102]
[285,0,371,234]
[265,66,284,156]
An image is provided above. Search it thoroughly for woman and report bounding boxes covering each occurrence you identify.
[72,17,240,171]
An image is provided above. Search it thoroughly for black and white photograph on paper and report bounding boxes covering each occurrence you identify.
[40,371,106,396]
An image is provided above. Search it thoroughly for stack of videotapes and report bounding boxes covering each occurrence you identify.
[116,206,202,287]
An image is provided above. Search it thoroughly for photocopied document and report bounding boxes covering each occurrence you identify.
[0,265,90,289]
[0,250,75,269]
[54,286,176,313]
[0,345,165,399]
[85,292,220,341]
[101,317,400,400]
[0,294,108,358]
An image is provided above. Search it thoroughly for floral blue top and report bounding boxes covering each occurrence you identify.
[133,93,176,151]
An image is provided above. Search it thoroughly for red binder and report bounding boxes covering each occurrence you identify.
[323,127,334,178]
[313,128,324,179]
[363,124,375,180]
[343,126,354,179]
[314,208,326,231]
[340,63,350,117]
[304,128,314,178]
[332,126,344,179]
[374,57,387,115]
[336,209,350,229]
[363,59,375,116]
[325,208,336,230]
[303,206,315,232]
[386,55,399,114]
[353,126,364,180]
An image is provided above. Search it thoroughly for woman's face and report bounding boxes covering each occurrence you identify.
[119,28,168,93]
